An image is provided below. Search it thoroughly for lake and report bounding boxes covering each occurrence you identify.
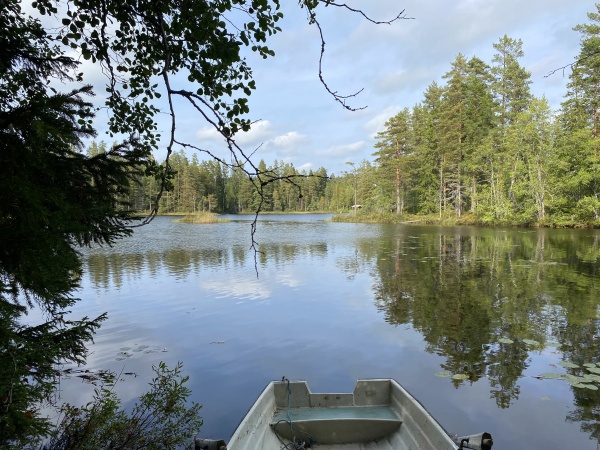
[49,214,600,449]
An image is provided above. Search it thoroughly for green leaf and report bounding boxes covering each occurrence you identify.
[434,371,452,378]
[583,374,600,382]
[452,374,469,380]
[539,372,561,379]
[559,361,580,369]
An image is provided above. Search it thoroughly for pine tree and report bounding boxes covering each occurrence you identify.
[463,57,495,214]
[491,35,532,127]
[438,54,471,216]
[412,83,444,215]
[373,108,413,214]
[484,36,533,220]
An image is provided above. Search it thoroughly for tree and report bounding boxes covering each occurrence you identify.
[503,97,555,222]
[411,82,444,215]
[373,108,413,215]
[0,7,154,440]
[555,5,600,217]
[437,54,495,217]
[1,0,407,445]
[461,56,495,214]
[570,5,600,138]
[491,35,532,127]
[489,36,533,219]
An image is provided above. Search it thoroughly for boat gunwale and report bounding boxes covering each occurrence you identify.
[227,378,458,450]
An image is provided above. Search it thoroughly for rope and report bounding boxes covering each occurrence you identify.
[273,379,315,450]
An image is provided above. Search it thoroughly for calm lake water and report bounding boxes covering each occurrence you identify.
[46,214,600,449]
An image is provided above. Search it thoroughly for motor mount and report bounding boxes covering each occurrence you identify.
[453,432,493,450]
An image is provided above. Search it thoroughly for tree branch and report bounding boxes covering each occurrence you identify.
[544,50,600,78]
[307,2,412,111]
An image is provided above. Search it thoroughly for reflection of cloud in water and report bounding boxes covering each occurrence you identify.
[200,277,271,300]
[276,272,302,288]
[372,322,424,349]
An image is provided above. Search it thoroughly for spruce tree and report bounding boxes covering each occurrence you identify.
[438,54,469,216]
[1,2,155,444]
[412,83,444,215]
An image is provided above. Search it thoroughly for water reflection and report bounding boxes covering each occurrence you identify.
[86,243,331,289]
[79,219,600,447]
[368,227,600,438]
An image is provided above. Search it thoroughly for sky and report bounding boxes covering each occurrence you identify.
[58,1,597,175]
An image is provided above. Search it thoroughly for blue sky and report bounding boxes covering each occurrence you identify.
[50,1,594,175]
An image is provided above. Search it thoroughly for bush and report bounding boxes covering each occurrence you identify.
[39,362,202,450]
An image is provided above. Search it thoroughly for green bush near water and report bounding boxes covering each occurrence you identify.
[39,362,202,450]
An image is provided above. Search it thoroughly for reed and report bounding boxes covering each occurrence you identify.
[176,212,228,224]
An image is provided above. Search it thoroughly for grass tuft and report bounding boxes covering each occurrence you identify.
[176,212,229,224]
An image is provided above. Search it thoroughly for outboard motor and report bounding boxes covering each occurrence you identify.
[453,432,493,450]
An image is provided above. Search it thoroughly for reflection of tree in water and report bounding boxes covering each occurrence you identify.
[372,228,600,424]
[568,388,600,444]
[486,340,527,408]
[84,241,330,288]
[335,239,380,281]
[85,224,600,443]
[560,319,600,442]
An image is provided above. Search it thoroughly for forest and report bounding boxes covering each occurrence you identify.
[109,10,600,227]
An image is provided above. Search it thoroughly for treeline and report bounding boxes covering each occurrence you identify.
[97,7,600,224]
[89,141,343,213]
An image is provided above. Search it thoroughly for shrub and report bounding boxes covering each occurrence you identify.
[39,362,202,450]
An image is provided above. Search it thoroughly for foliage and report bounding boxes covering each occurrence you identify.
[1,1,154,444]
[373,109,413,215]
[39,362,202,450]
[123,151,333,214]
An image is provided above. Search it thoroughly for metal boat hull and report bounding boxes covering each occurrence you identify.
[226,379,458,450]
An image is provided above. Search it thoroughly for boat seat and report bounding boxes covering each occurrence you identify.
[270,405,402,444]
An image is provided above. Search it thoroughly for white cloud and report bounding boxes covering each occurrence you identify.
[317,141,367,157]
[196,126,222,142]
[234,120,274,146]
[270,131,308,149]
[364,107,403,137]
[195,120,276,147]
[297,162,313,172]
